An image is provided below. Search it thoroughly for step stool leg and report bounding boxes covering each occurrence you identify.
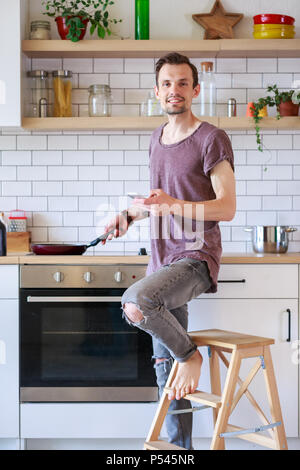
[210,349,241,450]
[209,347,225,450]
[145,360,179,445]
[262,346,288,450]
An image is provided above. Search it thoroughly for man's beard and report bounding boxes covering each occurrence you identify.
[163,102,187,115]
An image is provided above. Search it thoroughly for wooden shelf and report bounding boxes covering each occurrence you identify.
[21,116,300,131]
[22,38,300,59]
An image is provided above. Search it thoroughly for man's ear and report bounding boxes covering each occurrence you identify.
[193,83,200,99]
[154,85,159,99]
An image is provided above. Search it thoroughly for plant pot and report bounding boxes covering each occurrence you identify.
[278,100,299,116]
[55,16,89,41]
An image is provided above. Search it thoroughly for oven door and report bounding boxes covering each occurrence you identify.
[20,288,158,402]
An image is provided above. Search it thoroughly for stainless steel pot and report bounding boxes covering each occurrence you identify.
[244,225,297,253]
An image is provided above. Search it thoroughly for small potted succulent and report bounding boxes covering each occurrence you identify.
[251,85,300,152]
[42,0,122,42]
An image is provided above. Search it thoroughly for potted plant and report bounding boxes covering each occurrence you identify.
[251,85,300,152]
[42,0,122,42]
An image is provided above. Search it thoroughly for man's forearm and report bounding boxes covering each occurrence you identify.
[126,207,150,222]
[171,198,235,222]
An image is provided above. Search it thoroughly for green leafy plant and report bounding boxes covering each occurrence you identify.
[252,85,300,152]
[42,0,122,42]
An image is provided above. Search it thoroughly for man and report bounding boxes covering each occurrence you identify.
[102,52,236,449]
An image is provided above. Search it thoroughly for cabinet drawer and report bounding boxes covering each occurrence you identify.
[0,266,19,299]
[201,264,298,299]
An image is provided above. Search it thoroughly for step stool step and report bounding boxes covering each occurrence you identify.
[164,387,222,408]
[144,440,186,450]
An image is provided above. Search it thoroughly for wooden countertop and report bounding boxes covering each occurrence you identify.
[1,252,300,264]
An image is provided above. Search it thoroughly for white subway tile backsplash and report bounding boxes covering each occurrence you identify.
[232,74,262,89]
[17,196,47,211]
[48,135,78,150]
[109,135,139,150]
[63,181,93,196]
[48,197,78,211]
[110,74,140,89]
[94,58,123,73]
[125,58,154,73]
[2,182,31,196]
[110,165,139,180]
[33,182,62,196]
[33,212,63,227]
[1,55,300,253]
[64,212,93,226]
[247,58,277,73]
[0,167,16,181]
[78,135,108,150]
[48,166,78,181]
[32,151,62,165]
[79,166,109,180]
[17,166,47,181]
[17,135,47,150]
[0,136,16,150]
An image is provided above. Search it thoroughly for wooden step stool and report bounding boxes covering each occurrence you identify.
[144,329,288,451]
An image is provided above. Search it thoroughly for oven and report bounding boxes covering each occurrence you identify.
[20,264,158,403]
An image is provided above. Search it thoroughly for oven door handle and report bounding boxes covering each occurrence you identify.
[26,296,123,303]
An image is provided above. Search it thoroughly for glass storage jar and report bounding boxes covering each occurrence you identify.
[88,85,112,117]
[27,70,50,117]
[52,70,73,117]
[30,20,51,40]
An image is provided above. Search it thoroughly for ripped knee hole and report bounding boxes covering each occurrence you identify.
[123,302,144,323]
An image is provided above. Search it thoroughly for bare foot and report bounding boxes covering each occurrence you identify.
[168,350,203,401]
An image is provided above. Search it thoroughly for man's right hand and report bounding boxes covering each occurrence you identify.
[101,211,132,245]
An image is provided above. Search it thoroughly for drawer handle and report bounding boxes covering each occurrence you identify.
[218,279,246,283]
[286,308,291,343]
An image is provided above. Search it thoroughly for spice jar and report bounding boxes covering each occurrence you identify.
[88,85,112,117]
[30,20,51,40]
[52,70,73,117]
[27,70,50,117]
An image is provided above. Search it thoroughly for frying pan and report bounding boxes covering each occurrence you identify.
[31,228,115,255]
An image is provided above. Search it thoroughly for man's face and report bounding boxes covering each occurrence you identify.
[155,63,200,115]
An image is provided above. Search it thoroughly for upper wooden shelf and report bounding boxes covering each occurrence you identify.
[21,116,300,131]
[22,38,300,59]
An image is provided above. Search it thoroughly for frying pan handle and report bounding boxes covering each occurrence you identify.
[87,228,115,248]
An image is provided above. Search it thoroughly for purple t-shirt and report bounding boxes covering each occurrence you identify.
[145,120,235,294]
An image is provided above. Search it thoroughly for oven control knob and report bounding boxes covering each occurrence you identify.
[114,271,123,283]
[53,271,63,283]
[84,272,92,283]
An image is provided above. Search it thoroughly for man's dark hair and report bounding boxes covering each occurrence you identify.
[155,52,199,89]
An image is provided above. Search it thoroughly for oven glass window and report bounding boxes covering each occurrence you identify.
[21,288,156,388]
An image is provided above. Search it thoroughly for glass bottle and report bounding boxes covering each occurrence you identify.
[27,70,50,118]
[0,212,7,256]
[199,62,216,117]
[135,0,149,40]
[88,85,112,117]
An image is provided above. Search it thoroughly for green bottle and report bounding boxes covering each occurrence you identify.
[135,0,149,40]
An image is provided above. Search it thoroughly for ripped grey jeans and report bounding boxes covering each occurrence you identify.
[121,257,212,449]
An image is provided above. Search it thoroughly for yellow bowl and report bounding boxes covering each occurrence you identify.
[253,23,294,31]
[253,30,295,39]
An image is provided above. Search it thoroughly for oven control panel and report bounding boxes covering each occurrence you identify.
[20,265,147,288]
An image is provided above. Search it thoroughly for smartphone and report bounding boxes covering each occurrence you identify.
[127,192,146,199]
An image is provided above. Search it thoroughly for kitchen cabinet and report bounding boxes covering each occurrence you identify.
[188,264,299,439]
[0,1,29,127]
[0,266,19,439]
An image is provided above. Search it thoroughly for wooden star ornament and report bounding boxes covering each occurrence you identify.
[192,0,243,39]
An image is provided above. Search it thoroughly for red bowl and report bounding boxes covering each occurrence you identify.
[253,14,295,25]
